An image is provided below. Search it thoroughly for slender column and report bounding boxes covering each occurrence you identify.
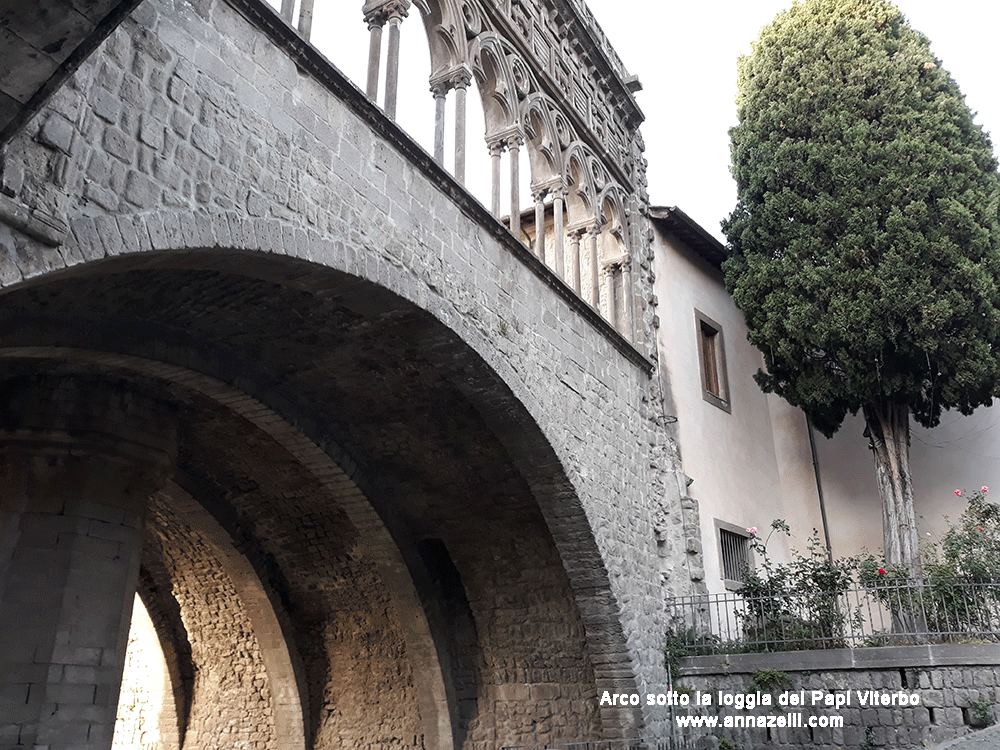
[452,70,471,185]
[297,0,315,40]
[589,226,601,309]
[431,82,448,165]
[280,0,294,22]
[0,377,176,750]
[583,224,600,308]
[532,187,547,260]
[508,134,523,239]
[384,6,408,120]
[567,227,583,295]
[621,258,634,340]
[553,186,565,278]
[365,16,385,100]
[489,141,504,217]
[600,264,616,324]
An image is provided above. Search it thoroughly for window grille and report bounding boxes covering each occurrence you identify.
[719,528,750,583]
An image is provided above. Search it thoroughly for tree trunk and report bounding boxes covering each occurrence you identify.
[862,401,922,578]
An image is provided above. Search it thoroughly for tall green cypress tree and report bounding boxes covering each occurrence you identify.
[723,0,1000,575]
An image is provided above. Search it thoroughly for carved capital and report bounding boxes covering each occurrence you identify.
[505,133,524,150]
[362,0,409,27]
[449,65,473,90]
[488,140,506,158]
[565,222,589,241]
[538,176,566,198]
[429,78,450,98]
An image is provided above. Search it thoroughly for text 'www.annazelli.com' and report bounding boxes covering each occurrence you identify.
[675,714,845,729]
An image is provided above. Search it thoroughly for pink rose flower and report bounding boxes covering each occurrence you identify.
[983,486,990,493]
[747,527,758,535]
[878,568,886,575]
[955,489,962,496]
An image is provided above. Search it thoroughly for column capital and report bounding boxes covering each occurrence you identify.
[488,139,506,157]
[538,176,566,198]
[505,133,524,150]
[429,78,450,98]
[362,0,409,27]
[530,184,549,202]
[449,65,473,90]
[600,263,619,278]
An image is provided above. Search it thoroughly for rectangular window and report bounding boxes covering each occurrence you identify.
[701,323,721,395]
[695,311,730,412]
[716,522,752,589]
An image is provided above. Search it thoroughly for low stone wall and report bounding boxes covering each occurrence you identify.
[675,645,1000,749]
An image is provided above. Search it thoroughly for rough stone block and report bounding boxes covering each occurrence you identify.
[39,115,74,154]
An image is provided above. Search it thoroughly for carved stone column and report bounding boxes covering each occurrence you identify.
[566,225,585,295]
[489,140,505,217]
[583,223,601,308]
[600,263,616,325]
[364,9,386,100]
[552,184,566,279]
[507,134,523,239]
[451,67,471,185]
[431,79,449,165]
[531,185,548,260]
[383,3,409,120]
[297,0,315,40]
[0,376,177,750]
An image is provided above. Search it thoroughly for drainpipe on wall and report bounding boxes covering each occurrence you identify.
[806,415,834,563]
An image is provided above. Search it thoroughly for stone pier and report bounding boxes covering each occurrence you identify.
[0,376,175,749]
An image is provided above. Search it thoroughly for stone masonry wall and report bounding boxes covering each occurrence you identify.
[0,0,695,739]
[677,646,1000,749]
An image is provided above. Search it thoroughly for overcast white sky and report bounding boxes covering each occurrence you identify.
[582,0,1000,240]
[301,0,1000,242]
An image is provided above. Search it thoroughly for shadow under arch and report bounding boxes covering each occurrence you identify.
[0,241,647,743]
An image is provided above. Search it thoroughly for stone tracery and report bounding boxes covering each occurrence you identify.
[284,0,647,337]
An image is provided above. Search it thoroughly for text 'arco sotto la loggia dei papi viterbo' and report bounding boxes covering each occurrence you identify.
[601,689,921,709]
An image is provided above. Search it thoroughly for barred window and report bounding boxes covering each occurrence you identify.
[719,527,751,585]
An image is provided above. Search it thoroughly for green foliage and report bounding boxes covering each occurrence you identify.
[750,668,793,693]
[861,727,880,750]
[739,521,860,649]
[859,488,1000,637]
[969,699,995,728]
[722,0,1000,438]
[663,627,721,682]
[931,488,1000,582]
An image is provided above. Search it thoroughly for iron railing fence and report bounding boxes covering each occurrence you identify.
[664,580,1000,654]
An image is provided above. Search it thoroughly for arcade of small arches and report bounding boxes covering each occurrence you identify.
[278,0,647,339]
[0,0,674,747]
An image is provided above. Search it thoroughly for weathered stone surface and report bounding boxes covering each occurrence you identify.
[0,0,697,746]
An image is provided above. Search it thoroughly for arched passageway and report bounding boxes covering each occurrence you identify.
[0,249,636,749]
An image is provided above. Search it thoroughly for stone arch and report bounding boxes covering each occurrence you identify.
[566,143,598,224]
[0,226,647,743]
[599,186,627,247]
[417,0,465,77]
[154,481,307,750]
[469,33,519,136]
[522,93,562,184]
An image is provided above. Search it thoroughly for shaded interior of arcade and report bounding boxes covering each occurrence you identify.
[0,254,607,749]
